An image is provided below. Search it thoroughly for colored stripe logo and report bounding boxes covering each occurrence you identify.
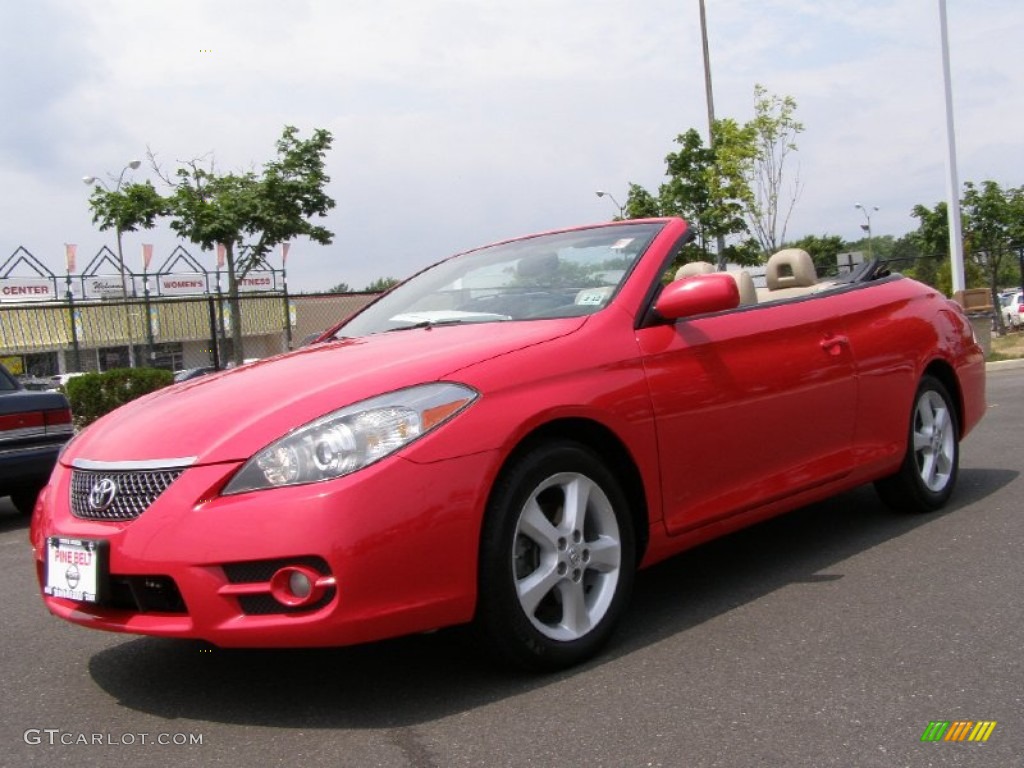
[921,721,997,742]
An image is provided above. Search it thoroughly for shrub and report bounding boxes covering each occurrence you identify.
[64,368,175,429]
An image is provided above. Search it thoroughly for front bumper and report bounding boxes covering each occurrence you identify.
[31,449,495,647]
[0,440,65,489]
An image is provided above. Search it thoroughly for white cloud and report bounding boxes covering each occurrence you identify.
[1,0,1021,292]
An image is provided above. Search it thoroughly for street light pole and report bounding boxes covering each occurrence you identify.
[83,159,142,367]
[281,242,293,352]
[937,0,966,295]
[699,0,727,270]
[595,190,624,219]
[855,203,879,260]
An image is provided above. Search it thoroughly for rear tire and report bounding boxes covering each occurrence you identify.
[477,441,635,671]
[875,375,959,513]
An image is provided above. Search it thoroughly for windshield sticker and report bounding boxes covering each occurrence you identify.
[575,288,612,306]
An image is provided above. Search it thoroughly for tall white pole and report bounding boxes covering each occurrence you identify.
[938,0,966,295]
[699,0,727,269]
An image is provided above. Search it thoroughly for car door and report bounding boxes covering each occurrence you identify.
[636,295,858,536]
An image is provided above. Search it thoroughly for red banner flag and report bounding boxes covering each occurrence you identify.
[281,242,291,265]
[216,243,226,269]
[65,244,77,273]
[142,243,154,270]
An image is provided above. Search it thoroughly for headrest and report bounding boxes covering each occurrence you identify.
[674,261,716,280]
[729,270,757,305]
[765,249,817,290]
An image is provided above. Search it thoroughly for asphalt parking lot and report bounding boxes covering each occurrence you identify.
[1,366,1021,768]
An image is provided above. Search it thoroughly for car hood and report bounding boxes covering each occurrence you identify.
[63,318,586,466]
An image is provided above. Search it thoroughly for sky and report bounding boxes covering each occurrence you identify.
[0,0,1021,293]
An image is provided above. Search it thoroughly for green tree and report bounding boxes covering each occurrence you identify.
[707,118,759,262]
[86,177,167,367]
[655,129,709,226]
[961,180,1023,330]
[328,281,351,293]
[365,277,400,292]
[911,182,1023,316]
[159,126,335,364]
[890,233,930,284]
[910,200,950,257]
[786,234,846,274]
[623,183,661,219]
[743,85,804,255]
[647,122,755,263]
[845,234,895,262]
[88,181,168,241]
[909,200,951,290]
[628,87,802,264]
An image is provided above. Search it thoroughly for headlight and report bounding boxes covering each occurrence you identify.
[223,382,478,494]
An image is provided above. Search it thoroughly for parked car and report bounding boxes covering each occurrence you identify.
[173,366,217,383]
[1001,290,1023,330]
[30,218,986,670]
[16,375,57,392]
[49,372,86,389]
[0,364,73,514]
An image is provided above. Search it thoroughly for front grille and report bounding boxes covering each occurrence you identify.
[70,468,184,521]
[106,575,188,613]
[236,592,334,615]
[222,556,331,584]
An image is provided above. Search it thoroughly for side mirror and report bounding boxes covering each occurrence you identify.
[654,273,740,321]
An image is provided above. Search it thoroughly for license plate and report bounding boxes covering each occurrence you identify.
[44,537,107,603]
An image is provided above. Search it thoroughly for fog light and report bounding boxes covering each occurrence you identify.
[268,565,333,608]
[289,571,312,598]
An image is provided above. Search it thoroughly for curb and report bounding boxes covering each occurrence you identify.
[986,358,1024,372]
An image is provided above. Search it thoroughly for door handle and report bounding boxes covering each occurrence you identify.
[820,335,850,356]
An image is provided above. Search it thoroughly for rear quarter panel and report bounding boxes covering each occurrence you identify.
[838,277,985,474]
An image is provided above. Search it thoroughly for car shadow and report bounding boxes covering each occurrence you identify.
[87,467,1017,729]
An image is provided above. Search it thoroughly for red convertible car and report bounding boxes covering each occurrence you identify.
[31,218,985,670]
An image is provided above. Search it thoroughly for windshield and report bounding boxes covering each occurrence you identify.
[334,222,665,338]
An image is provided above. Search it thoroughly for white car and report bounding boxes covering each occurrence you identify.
[48,372,87,389]
[1002,291,1023,330]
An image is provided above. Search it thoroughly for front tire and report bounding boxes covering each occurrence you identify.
[477,441,635,671]
[10,486,41,516]
[875,375,960,513]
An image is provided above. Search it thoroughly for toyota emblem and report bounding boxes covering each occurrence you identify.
[88,477,119,512]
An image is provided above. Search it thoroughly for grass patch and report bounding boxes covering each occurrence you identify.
[989,332,1024,361]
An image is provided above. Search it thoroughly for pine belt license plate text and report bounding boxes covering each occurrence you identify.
[44,537,105,602]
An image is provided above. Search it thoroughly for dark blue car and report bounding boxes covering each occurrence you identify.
[0,364,73,514]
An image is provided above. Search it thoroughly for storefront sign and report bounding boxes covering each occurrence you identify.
[238,273,275,292]
[159,274,208,296]
[0,278,57,302]
[82,276,133,300]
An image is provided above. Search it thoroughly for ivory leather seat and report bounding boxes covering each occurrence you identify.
[674,261,757,306]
